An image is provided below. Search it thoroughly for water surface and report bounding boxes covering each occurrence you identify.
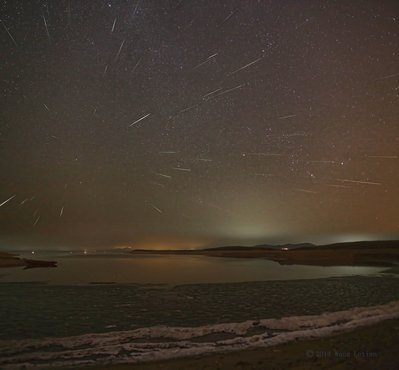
[0,253,384,285]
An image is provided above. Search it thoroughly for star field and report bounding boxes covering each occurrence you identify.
[0,0,398,249]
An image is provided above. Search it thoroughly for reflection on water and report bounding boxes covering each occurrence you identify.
[0,253,384,285]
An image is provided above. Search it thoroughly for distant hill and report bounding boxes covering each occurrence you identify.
[256,243,315,250]
[296,240,399,250]
[129,240,399,254]
[202,241,399,252]
[202,245,276,251]
[127,240,399,267]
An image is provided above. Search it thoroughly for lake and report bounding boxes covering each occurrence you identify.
[0,252,384,285]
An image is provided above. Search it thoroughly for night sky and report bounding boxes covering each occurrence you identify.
[0,1,398,250]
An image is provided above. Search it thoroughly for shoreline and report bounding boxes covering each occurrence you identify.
[74,317,399,370]
[2,298,399,369]
[0,251,57,269]
[2,249,399,369]
[2,275,399,341]
[127,247,399,267]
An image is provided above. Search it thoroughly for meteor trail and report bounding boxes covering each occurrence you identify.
[243,152,281,157]
[213,84,244,98]
[294,188,316,194]
[309,160,336,164]
[283,132,309,137]
[254,173,274,177]
[114,39,125,62]
[229,57,262,75]
[132,58,141,73]
[365,155,398,159]
[42,14,51,44]
[195,158,213,162]
[172,167,191,172]
[374,72,399,81]
[149,203,163,214]
[0,195,16,207]
[337,179,382,186]
[33,216,40,226]
[192,53,218,70]
[202,88,222,100]
[327,184,349,189]
[155,173,172,179]
[1,20,18,46]
[111,18,117,32]
[159,151,177,155]
[19,198,29,206]
[221,10,236,24]
[132,0,140,18]
[129,113,151,127]
[178,105,198,114]
[278,114,297,120]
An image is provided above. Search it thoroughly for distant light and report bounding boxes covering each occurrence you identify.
[31,251,35,255]
[83,250,87,255]
[281,247,288,251]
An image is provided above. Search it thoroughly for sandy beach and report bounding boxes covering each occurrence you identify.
[77,318,399,370]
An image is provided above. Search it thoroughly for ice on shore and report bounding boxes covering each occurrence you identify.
[1,299,399,369]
